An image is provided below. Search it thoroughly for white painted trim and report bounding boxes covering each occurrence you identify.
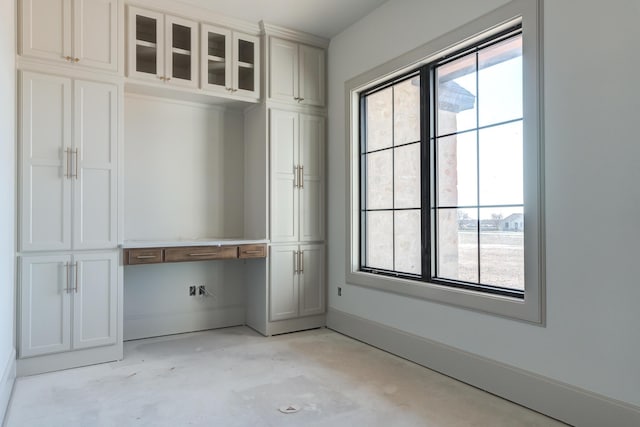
[260,22,329,48]
[17,343,122,377]
[0,349,16,425]
[124,306,246,340]
[328,309,640,427]
[344,0,545,323]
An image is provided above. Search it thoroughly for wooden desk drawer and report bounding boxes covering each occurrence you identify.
[164,246,238,262]
[126,248,164,265]
[239,244,267,259]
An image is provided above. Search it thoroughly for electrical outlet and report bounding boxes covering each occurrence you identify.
[198,285,206,296]
[338,287,342,296]
[189,285,196,296]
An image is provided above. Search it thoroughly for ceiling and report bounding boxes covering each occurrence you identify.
[178,0,388,39]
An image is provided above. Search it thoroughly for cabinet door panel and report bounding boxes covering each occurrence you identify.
[201,24,232,93]
[73,80,118,249]
[299,44,325,107]
[269,38,298,102]
[299,244,325,317]
[299,114,325,242]
[73,252,117,349]
[128,7,164,81]
[270,110,299,242]
[20,255,72,358]
[20,72,72,252]
[165,15,198,88]
[21,0,72,63]
[269,245,299,321]
[74,0,118,71]
[233,32,260,98]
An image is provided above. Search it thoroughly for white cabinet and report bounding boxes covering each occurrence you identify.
[270,110,325,243]
[269,38,325,107]
[20,0,119,72]
[201,24,260,99]
[20,71,118,252]
[269,244,324,321]
[20,252,118,358]
[127,7,198,88]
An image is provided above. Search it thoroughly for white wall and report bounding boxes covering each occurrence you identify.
[327,0,640,407]
[123,95,247,339]
[0,0,16,419]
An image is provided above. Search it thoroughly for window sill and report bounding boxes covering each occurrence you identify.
[346,269,542,324]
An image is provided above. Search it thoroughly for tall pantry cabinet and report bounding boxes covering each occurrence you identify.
[17,0,123,375]
[245,25,328,336]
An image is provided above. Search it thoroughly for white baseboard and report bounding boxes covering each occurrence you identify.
[327,309,640,427]
[124,306,246,341]
[0,349,16,426]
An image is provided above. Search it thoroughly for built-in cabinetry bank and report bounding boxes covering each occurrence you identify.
[15,0,327,375]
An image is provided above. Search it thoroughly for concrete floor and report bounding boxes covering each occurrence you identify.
[5,327,564,426]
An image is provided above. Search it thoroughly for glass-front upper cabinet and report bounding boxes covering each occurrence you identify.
[201,24,260,99]
[128,7,198,88]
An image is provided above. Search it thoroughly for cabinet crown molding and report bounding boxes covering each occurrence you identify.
[261,22,329,48]
[127,0,261,35]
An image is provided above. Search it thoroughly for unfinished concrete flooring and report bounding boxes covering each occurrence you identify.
[5,327,564,426]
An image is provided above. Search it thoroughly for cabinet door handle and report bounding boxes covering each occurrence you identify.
[74,262,79,293]
[165,77,171,81]
[73,149,79,179]
[243,250,262,255]
[188,253,219,257]
[158,76,164,80]
[64,262,72,293]
[300,250,304,273]
[74,58,80,63]
[297,97,304,103]
[64,148,71,178]
[293,165,299,188]
[64,56,72,62]
[299,166,304,189]
[293,251,298,274]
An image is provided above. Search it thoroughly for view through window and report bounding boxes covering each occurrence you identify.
[360,28,524,296]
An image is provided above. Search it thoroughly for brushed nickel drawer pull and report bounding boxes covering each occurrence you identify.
[65,148,71,178]
[243,250,262,255]
[136,255,157,259]
[64,262,72,293]
[189,253,219,257]
[74,262,79,293]
[299,165,304,189]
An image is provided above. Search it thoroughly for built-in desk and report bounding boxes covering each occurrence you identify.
[122,239,268,265]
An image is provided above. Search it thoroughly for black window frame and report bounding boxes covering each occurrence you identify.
[358,25,524,300]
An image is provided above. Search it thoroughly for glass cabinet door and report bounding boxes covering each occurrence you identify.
[129,8,164,81]
[165,16,198,87]
[201,24,232,93]
[233,33,260,98]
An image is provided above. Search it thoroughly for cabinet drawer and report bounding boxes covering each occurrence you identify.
[239,244,267,259]
[125,248,164,265]
[164,246,238,262]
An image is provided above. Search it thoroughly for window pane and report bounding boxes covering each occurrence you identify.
[478,35,522,127]
[394,143,421,209]
[394,77,421,145]
[436,55,477,137]
[479,207,524,290]
[436,131,477,207]
[366,211,393,270]
[394,210,421,275]
[478,121,523,206]
[366,150,393,210]
[436,208,478,283]
[366,87,393,152]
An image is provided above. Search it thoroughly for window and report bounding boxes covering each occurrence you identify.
[347,0,543,323]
